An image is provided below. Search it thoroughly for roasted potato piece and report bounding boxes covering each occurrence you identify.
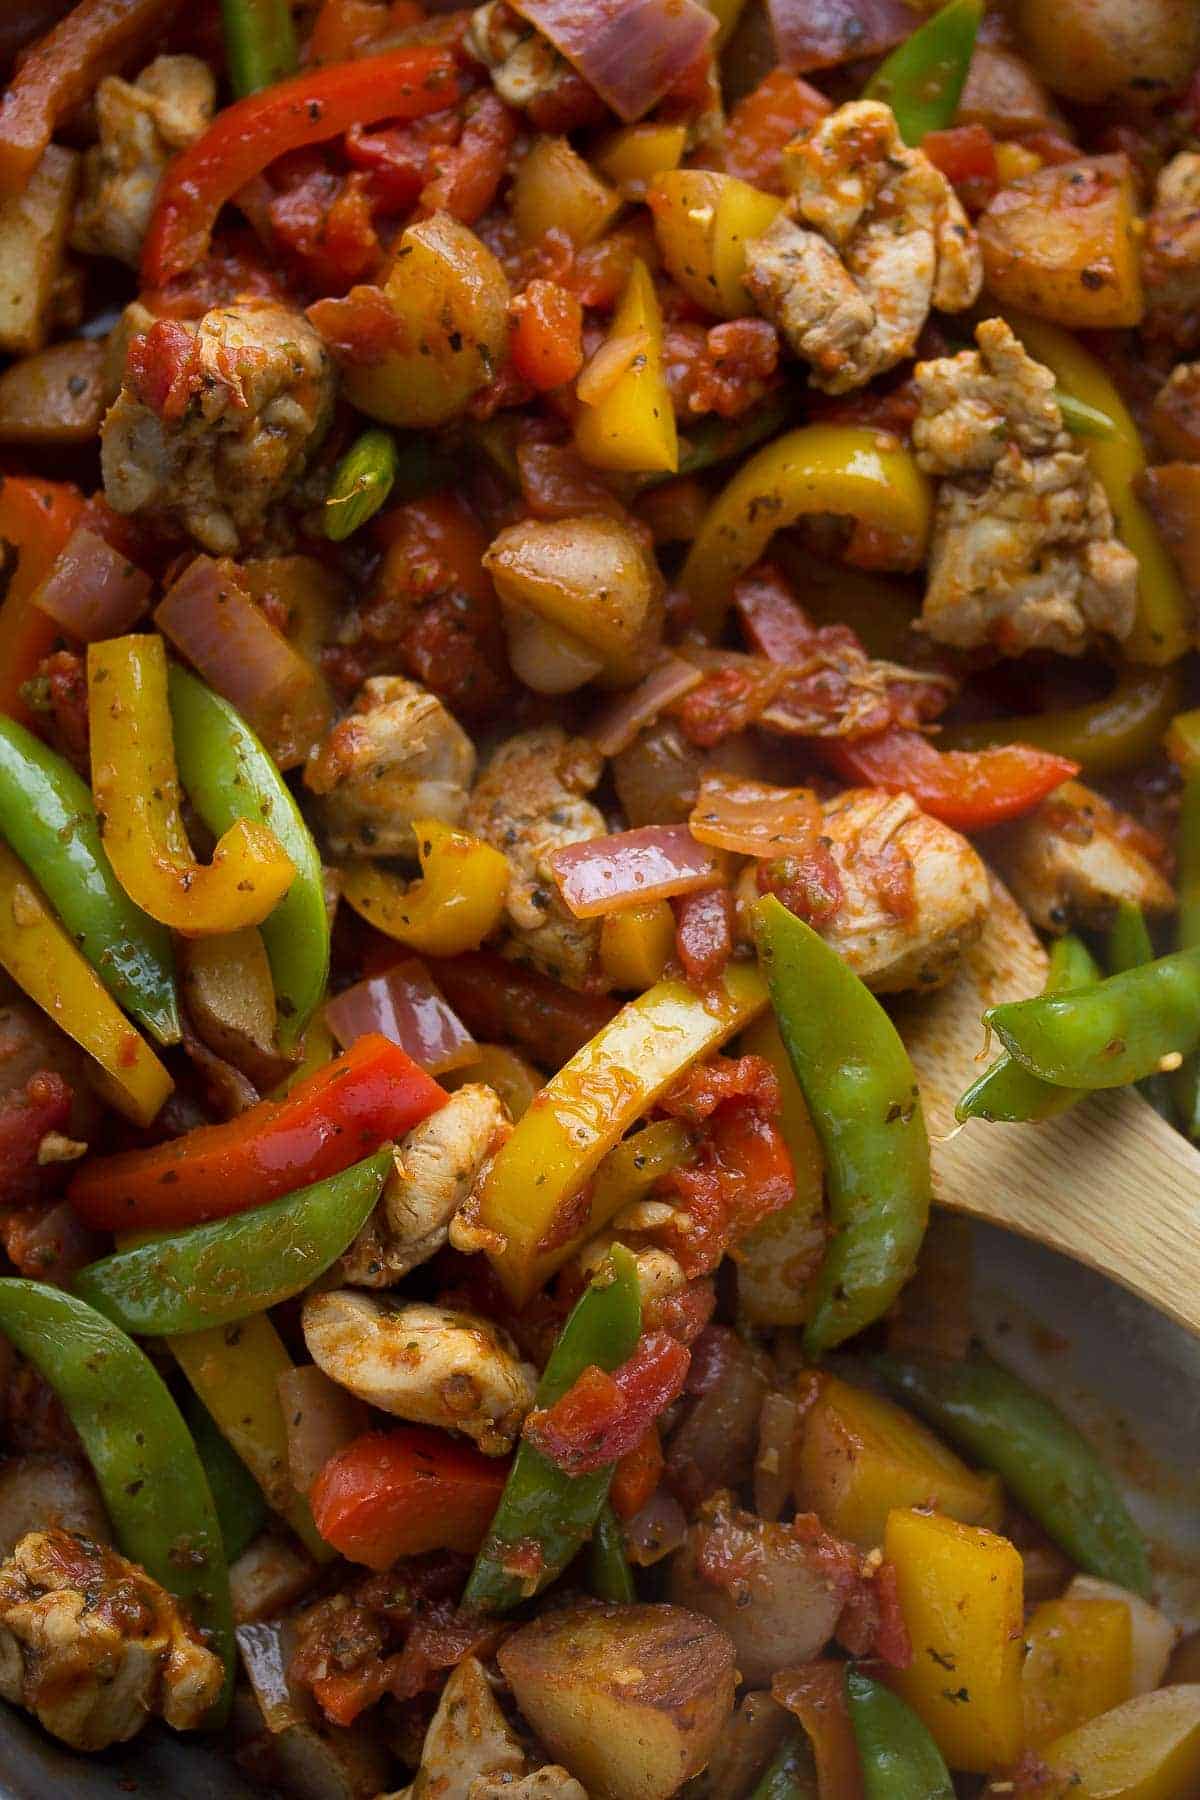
[0,339,105,443]
[179,929,287,1090]
[513,136,622,247]
[1014,0,1200,106]
[648,170,783,319]
[0,145,78,355]
[498,1603,736,1800]
[1141,463,1200,600]
[979,155,1143,330]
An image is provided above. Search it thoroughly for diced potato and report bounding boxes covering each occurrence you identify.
[498,1602,736,1800]
[595,124,688,200]
[735,1011,824,1326]
[1068,1576,1179,1695]
[1141,465,1200,602]
[648,170,783,319]
[885,1508,1024,1773]
[978,154,1143,329]
[1013,0,1200,106]
[0,339,105,443]
[0,145,79,355]
[793,1376,1003,1552]
[1023,1595,1133,1747]
[179,928,283,1089]
[600,902,676,990]
[513,136,623,247]
[575,259,677,476]
[1037,1685,1200,1799]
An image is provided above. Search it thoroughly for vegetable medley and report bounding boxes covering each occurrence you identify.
[2,0,1200,1791]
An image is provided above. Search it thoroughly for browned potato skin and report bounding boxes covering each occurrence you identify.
[498,1603,736,1800]
[0,340,105,443]
[957,46,1060,137]
[978,155,1143,329]
[1014,0,1200,105]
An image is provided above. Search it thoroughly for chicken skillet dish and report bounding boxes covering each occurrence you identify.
[1,0,1200,1791]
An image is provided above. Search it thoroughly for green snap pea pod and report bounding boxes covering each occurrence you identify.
[0,716,179,1043]
[956,935,1100,1124]
[846,1668,953,1799]
[1105,902,1174,1121]
[749,1730,818,1800]
[0,1280,233,1714]
[863,0,983,144]
[984,947,1200,1091]
[465,1245,641,1612]
[1171,769,1200,1136]
[73,1147,392,1336]
[186,1391,267,1563]
[324,429,401,541]
[168,665,328,1053]
[220,0,296,96]
[588,1502,635,1603]
[1057,391,1117,439]
[872,1353,1151,1594]
[756,895,931,1357]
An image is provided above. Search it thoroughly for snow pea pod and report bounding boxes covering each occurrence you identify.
[588,1502,635,1603]
[324,428,399,541]
[985,947,1200,1090]
[847,1668,953,1799]
[74,1147,392,1336]
[872,1353,1150,1595]
[220,0,296,97]
[749,1729,818,1800]
[0,716,179,1043]
[1106,902,1174,1121]
[863,0,983,144]
[756,895,931,1357]
[956,935,1100,1124]
[0,1281,233,1714]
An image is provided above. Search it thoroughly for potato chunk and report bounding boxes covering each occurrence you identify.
[0,145,78,355]
[498,1603,736,1800]
[978,155,1143,329]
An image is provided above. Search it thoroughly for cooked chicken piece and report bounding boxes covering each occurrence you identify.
[70,56,215,268]
[464,1,566,112]
[744,100,982,393]
[465,727,606,989]
[987,779,1175,934]
[338,1084,508,1288]
[912,319,1137,655]
[577,1235,688,1317]
[302,1293,537,1455]
[0,1530,223,1751]
[306,676,476,860]
[388,1655,588,1800]
[0,1456,108,1560]
[472,1772,589,1799]
[1142,152,1200,349]
[102,300,334,554]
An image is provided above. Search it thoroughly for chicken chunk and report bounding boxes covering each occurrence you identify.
[465,2,566,113]
[987,779,1176,934]
[912,319,1137,655]
[465,727,607,989]
[390,1655,588,1800]
[338,1083,508,1288]
[305,676,476,860]
[1142,152,1200,349]
[0,1530,223,1751]
[302,1293,537,1455]
[70,57,215,268]
[101,300,334,553]
[744,101,982,393]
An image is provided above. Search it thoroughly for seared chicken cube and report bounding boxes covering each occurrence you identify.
[1142,152,1200,349]
[0,1530,222,1751]
[465,1,566,113]
[101,300,334,554]
[391,1655,587,1800]
[306,675,476,860]
[987,779,1175,934]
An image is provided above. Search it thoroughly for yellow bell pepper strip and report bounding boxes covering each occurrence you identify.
[941,666,1184,778]
[575,258,678,476]
[594,123,687,197]
[446,1042,543,1119]
[680,426,933,637]
[340,820,509,958]
[171,1314,332,1561]
[0,841,172,1126]
[87,634,296,936]
[647,170,784,317]
[1034,1685,1200,1798]
[1022,1594,1134,1748]
[1003,310,1190,666]
[473,963,767,1305]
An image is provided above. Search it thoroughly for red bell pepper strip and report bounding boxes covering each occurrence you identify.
[141,48,459,285]
[310,1427,508,1571]
[823,728,1079,831]
[68,1033,444,1231]
[523,1332,690,1477]
[426,950,619,1071]
[608,1425,664,1520]
[0,475,85,727]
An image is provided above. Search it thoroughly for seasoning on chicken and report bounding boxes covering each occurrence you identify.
[987,779,1176,934]
[305,675,477,860]
[301,1293,537,1455]
[338,1083,508,1288]
[464,2,572,116]
[101,300,334,554]
[464,727,607,989]
[0,1530,222,1751]
[70,57,215,269]
[384,1654,587,1800]
[1142,152,1200,349]
[911,318,1138,655]
[744,100,982,394]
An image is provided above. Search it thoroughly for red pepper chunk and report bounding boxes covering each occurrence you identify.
[823,728,1079,831]
[0,475,86,728]
[509,280,585,391]
[609,1425,664,1520]
[0,1072,72,1207]
[310,1428,509,1571]
[141,48,460,286]
[68,1034,445,1230]
[673,887,735,985]
[525,1333,690,1477]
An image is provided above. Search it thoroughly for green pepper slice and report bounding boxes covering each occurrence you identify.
[956,934,1100,1124]
[846,1667,953,1799]
[588,1502,635,1603]
[749,1729,818,1800]
[863,0,983,144]
[186,1391,267,1563]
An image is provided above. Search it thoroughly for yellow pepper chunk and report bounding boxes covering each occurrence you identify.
[648,169,783,318]
[681,425,933,635]
[475,963,767,1303]
[512,136,622,247]
[599,901,676,990]
[575,259,678,476]
[733,1011,825,1326]
[594,124,687,198]
[885,1508,1024,1773]
[340,820,509,958]
[794,1378,1003,1552]
[1037,1685,1200,1799]
[0,841,172,1127]
[88,635,295,935]
[446,1042,543,1120]
[1023,1595,1133,1748]
[171,1316,330,1561]
[1004,310,1190,666]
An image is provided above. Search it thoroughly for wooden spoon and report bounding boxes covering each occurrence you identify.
[893,876,1200,1338]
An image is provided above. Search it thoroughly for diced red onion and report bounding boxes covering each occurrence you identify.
[509,0,715,122]
[278,1365,370,1498]
[236,1620,308,1733]
[230,1537,318,1627]
[624,1485,688,1566]
[754,1390,800,1521]
[31,527,152,641]
[688,771,821,859]
[325,959,477,1075]
[766,0,915,74]
[549,824,721,919]
[589,656,703,758]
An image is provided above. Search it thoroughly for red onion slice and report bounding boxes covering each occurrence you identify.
[688,771,821,858]
[277,1365,370,1498]
[31,527,152,641]
[509,0,715,122]
[325,959,478,1075]
[549,824,721,919]
[767,0,916,74]
[589,656,703,758]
